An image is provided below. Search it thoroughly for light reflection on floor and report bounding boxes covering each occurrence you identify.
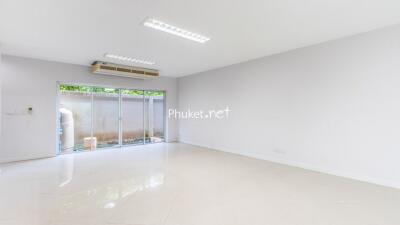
[1,143,400,225]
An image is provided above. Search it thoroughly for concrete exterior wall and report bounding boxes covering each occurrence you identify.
[59,93,164,142]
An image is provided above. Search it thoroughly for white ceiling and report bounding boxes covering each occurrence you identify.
[1,0,400,77]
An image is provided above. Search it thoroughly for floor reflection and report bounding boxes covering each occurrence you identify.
[58,155,74,187]
[55,172,165,218]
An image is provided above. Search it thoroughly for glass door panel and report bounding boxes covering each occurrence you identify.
[92,87,120,149]
[59,85,92,153]
[144,91,165,144]
[58,84,165,154]
[121,89,144,145]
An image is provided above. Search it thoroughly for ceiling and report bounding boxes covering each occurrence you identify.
[1,0,400,77]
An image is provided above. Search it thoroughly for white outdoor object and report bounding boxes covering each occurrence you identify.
[84,137,97,150]
[60,108,74,151]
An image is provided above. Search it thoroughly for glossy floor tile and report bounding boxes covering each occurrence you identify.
[0,143,400,225]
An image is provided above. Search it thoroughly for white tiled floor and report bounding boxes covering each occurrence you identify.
[0,143,399,225]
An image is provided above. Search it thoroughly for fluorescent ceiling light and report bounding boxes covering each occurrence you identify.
[104,53,155,65]
[143,18,210,43]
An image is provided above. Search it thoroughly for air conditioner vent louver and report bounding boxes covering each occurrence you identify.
[92,61,159,79]
[132,69,145,74]
[117,67,131,73]
[145,72,158,76]
[100,65,116,71]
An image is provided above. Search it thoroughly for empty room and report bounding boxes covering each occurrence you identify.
[1,0,400,224]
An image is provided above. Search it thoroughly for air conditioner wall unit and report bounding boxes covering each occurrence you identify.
[91,61,159,79]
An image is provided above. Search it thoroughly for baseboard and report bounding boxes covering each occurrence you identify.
[0,154,55,164]
[179,140,400,190]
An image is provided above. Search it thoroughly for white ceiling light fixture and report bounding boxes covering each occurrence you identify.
[143,18,210,43]
[104,53,155,65]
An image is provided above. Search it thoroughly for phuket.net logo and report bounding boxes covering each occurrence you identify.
[168,107,231,119]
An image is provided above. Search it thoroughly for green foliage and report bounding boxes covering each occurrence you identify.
[144,91,165,96]
[60,85,164,96]
[121,89,144,96]
[92,87,119,94]
[60,85,91,93]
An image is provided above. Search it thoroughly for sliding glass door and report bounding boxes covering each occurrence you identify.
[121,89,144,145]
[92,87,120,149]
[59,86,92,152]
[144,91,165,144]
[58,84,165,154]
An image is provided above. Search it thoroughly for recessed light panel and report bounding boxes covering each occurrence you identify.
[105,53,155,65]
[143,18,210,43]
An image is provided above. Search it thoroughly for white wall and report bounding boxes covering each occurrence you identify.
[0,55,178,163]
[0,51,3,151]
[179,24,400,189]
